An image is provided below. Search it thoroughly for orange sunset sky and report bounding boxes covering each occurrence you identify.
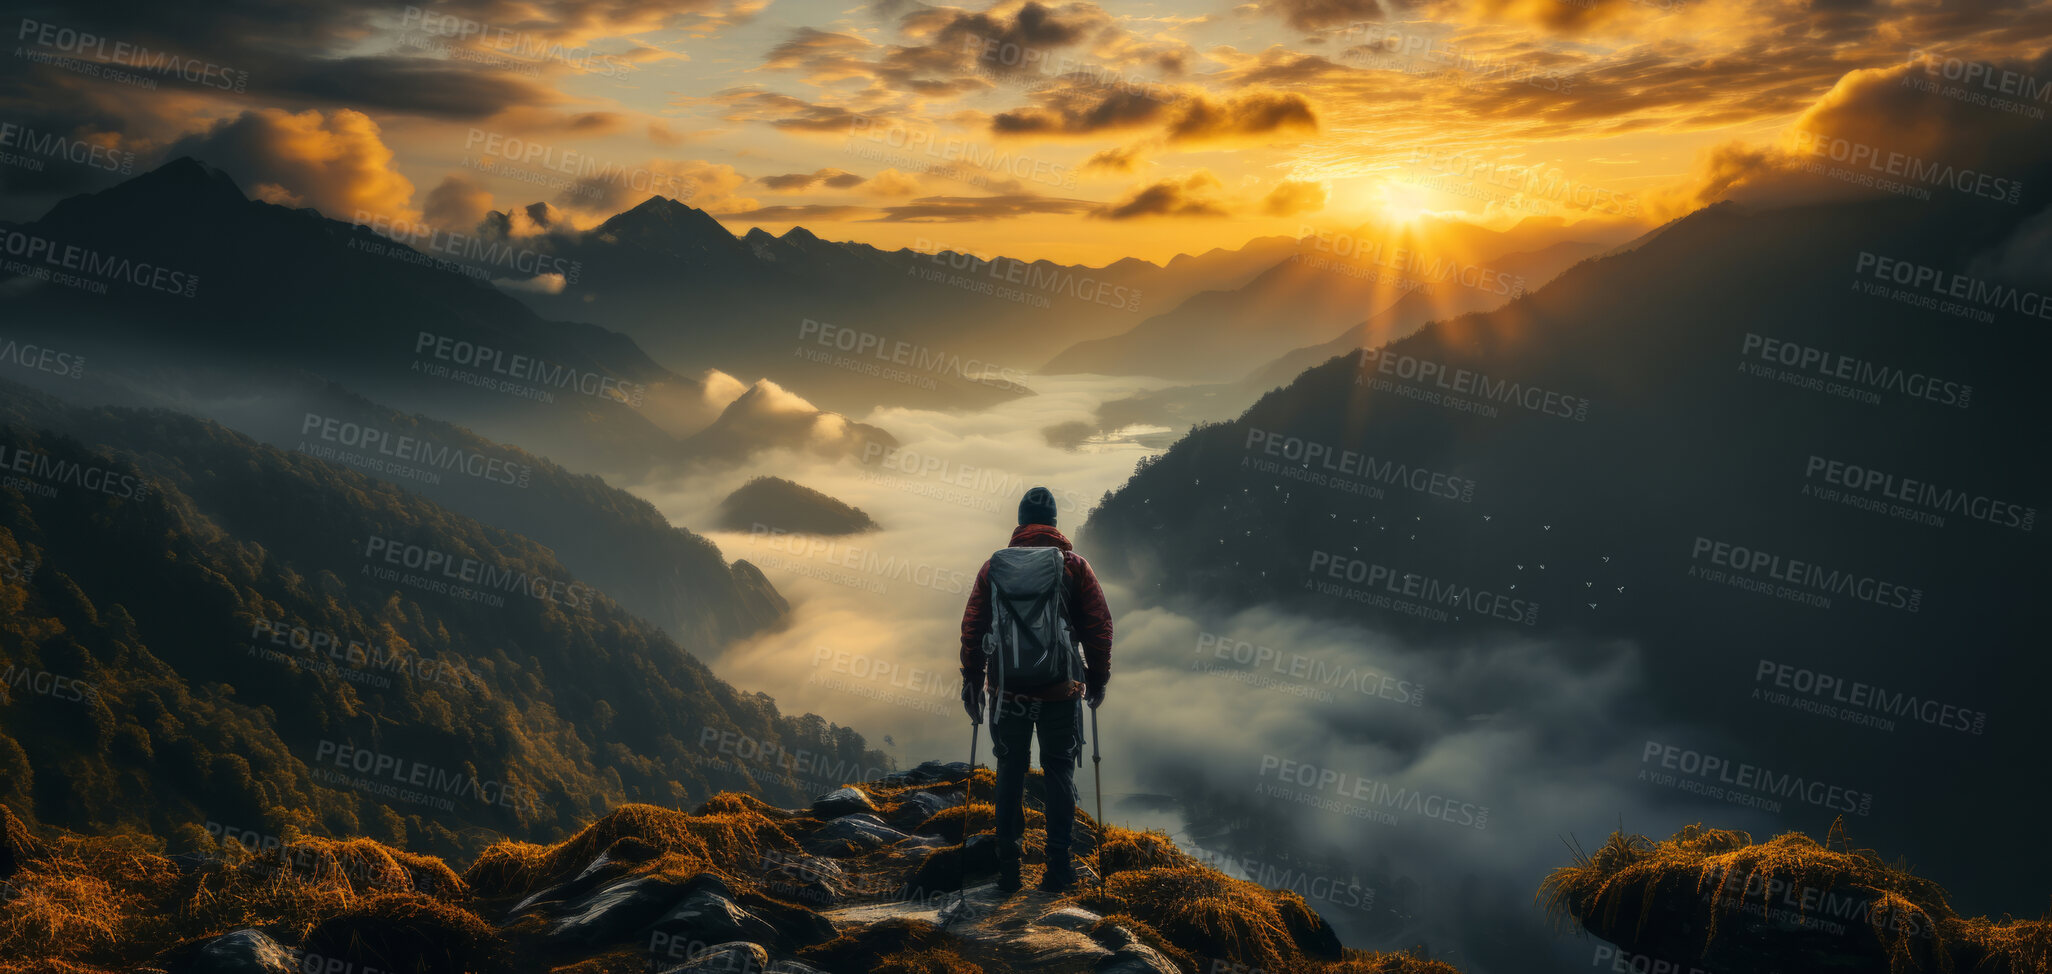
[3,0,2049,264]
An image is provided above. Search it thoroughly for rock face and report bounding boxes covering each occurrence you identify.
[178,929,298,974]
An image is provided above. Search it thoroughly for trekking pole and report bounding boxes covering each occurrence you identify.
[1091,704,1105,894]
[954,711,981,921]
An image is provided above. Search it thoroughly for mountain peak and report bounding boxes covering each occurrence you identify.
[592,195,740,254]
[116,156,248,207]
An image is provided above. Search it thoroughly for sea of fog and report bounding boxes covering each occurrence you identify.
[631,374,1769,974]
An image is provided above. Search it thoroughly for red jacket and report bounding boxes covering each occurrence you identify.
[960,524,1113,701]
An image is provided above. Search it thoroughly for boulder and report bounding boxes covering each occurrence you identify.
[904,834,999,896]
[810,787,879,819]
[649,886,780,949]
[886,790,953,831]
[761,852,849,908]
[658,940,769,973]
[802,813,910,856]
[173,929,297,974]
[550,872,733,950]
[875,761,969,788]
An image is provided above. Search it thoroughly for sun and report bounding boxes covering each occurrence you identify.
[1376,182,1437,225]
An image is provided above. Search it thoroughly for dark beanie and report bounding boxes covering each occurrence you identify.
[1018,486,1058,527]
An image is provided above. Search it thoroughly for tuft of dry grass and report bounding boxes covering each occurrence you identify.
[1540,818,2051,974]
[463,801,796,902]
[1095,825,1200,879]
[1076,865,1309,974]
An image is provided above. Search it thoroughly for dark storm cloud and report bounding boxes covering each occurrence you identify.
[992,86,1317,144]
[1093,172,1228,218]
[759,169,869,190]
[871,193,1100,221]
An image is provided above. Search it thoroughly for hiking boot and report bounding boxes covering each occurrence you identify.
[997,858,1022,894]
[1037,859,1075,893]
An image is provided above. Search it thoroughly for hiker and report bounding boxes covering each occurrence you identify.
[959,486,1113,894]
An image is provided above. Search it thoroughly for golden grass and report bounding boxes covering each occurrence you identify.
[1324,947,1465,973]
[1076,865,1308,974]
[1539,818,2051,974]
[1095,825,1201,878]
[463,800,796,902]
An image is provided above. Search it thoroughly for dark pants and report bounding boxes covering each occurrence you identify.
[989,694,1081,866]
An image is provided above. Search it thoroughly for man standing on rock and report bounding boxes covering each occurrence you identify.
[960,486,1114,894]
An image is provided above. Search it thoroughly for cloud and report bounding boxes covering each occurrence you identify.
[991,87,1317,145]
[1255,0,1387,31]
[424,173,496,228]
[873,194,1101,221]
[1094,171,1228,219]
[1262,179,1328,215]
[167,108,418,222]
[760,169,869,191]
[864,169,925,197]
[559,159,759,216]
[1084,146,1144,173]
[1657,52,2052,219]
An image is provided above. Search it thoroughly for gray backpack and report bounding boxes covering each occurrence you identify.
[981,546,1083,720]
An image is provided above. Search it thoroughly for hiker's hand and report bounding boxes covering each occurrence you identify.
[1085,684,1105,709]
[962,686,983,723]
